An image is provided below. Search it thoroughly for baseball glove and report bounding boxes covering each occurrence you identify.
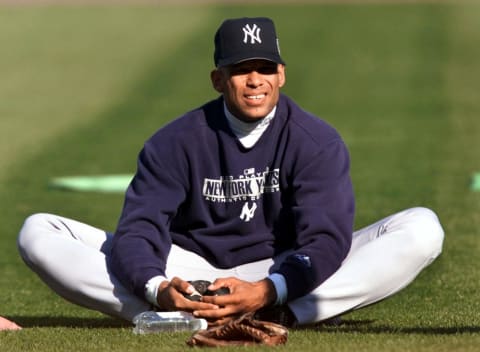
[186,312,288,347]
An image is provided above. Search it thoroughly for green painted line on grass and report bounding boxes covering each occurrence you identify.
[50,174,133,193]
[471,173,480,191]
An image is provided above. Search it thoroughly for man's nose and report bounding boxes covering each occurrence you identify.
[246,71,263,87]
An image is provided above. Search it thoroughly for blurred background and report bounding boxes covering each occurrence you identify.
[0,0,479,350]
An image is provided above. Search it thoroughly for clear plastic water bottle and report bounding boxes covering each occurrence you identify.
[132,311,208,334]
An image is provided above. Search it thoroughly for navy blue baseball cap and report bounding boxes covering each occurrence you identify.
[214,17,285,67]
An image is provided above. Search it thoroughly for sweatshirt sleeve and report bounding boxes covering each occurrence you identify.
[110,139,188,299]
[275,138,354,301]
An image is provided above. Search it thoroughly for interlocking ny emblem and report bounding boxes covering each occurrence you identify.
[243,24,262,44]
[240,202,257,222]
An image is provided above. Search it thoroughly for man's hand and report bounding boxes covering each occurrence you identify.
[156,276,219,312]
[193,277,276,323]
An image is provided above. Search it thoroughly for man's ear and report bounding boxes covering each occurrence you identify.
[278,64,286,88]
[210,69,224,93]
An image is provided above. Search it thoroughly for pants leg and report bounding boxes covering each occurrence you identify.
[17,213,274,322]
[288,207,444,324]
[17,213,150,321]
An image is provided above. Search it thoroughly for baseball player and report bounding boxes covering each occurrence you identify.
[17,17,444,327]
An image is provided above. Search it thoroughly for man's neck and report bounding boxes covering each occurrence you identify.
[223,104,276,148]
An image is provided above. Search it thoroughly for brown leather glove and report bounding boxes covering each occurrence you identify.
[186,312,288,347]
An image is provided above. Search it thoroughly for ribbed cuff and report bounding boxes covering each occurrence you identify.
[144,275,167,306]
[267,273,288,306]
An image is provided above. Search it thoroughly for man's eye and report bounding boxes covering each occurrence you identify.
[230,67,252,75]
[257,66,278,74]
[229,65,278,75]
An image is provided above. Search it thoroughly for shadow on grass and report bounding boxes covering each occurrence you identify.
[301,319,480,335]
[7,316,480,335]
[8,316,131,329]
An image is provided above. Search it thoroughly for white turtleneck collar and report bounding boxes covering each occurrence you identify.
[223,103,276,148]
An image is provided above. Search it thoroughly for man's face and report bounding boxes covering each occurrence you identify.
[211,59,286,122]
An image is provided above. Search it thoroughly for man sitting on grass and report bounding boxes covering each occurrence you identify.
[17,17,444,327]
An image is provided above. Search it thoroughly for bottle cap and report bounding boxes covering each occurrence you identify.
[198,318,208,331]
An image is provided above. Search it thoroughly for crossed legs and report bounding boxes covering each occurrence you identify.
[17,207,444,324]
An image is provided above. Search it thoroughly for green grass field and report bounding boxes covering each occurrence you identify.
[1,2,479,351]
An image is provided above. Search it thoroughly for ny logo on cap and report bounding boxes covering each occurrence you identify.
[242,24,262,44]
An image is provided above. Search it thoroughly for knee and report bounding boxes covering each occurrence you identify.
[17,213,53,264]
[403,207,444,261]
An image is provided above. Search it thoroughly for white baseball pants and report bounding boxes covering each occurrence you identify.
[17,207,444,324]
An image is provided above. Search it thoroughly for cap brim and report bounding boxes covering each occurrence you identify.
[217,54,285,67]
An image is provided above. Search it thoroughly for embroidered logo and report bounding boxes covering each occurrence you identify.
[243,24,262,44]
[239,202,257,222]
[292,254,311,268]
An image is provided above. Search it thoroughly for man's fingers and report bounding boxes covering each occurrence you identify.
[179,300,219,312]
[157,277,220,311]
[193,306,235,320]
[201,293,237,307]
[169,277,195,294]
[208,277,238,291]
[206,316,235,328]
[165,285,219,310]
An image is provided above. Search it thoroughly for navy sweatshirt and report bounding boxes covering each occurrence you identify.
[111,94,355,302]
